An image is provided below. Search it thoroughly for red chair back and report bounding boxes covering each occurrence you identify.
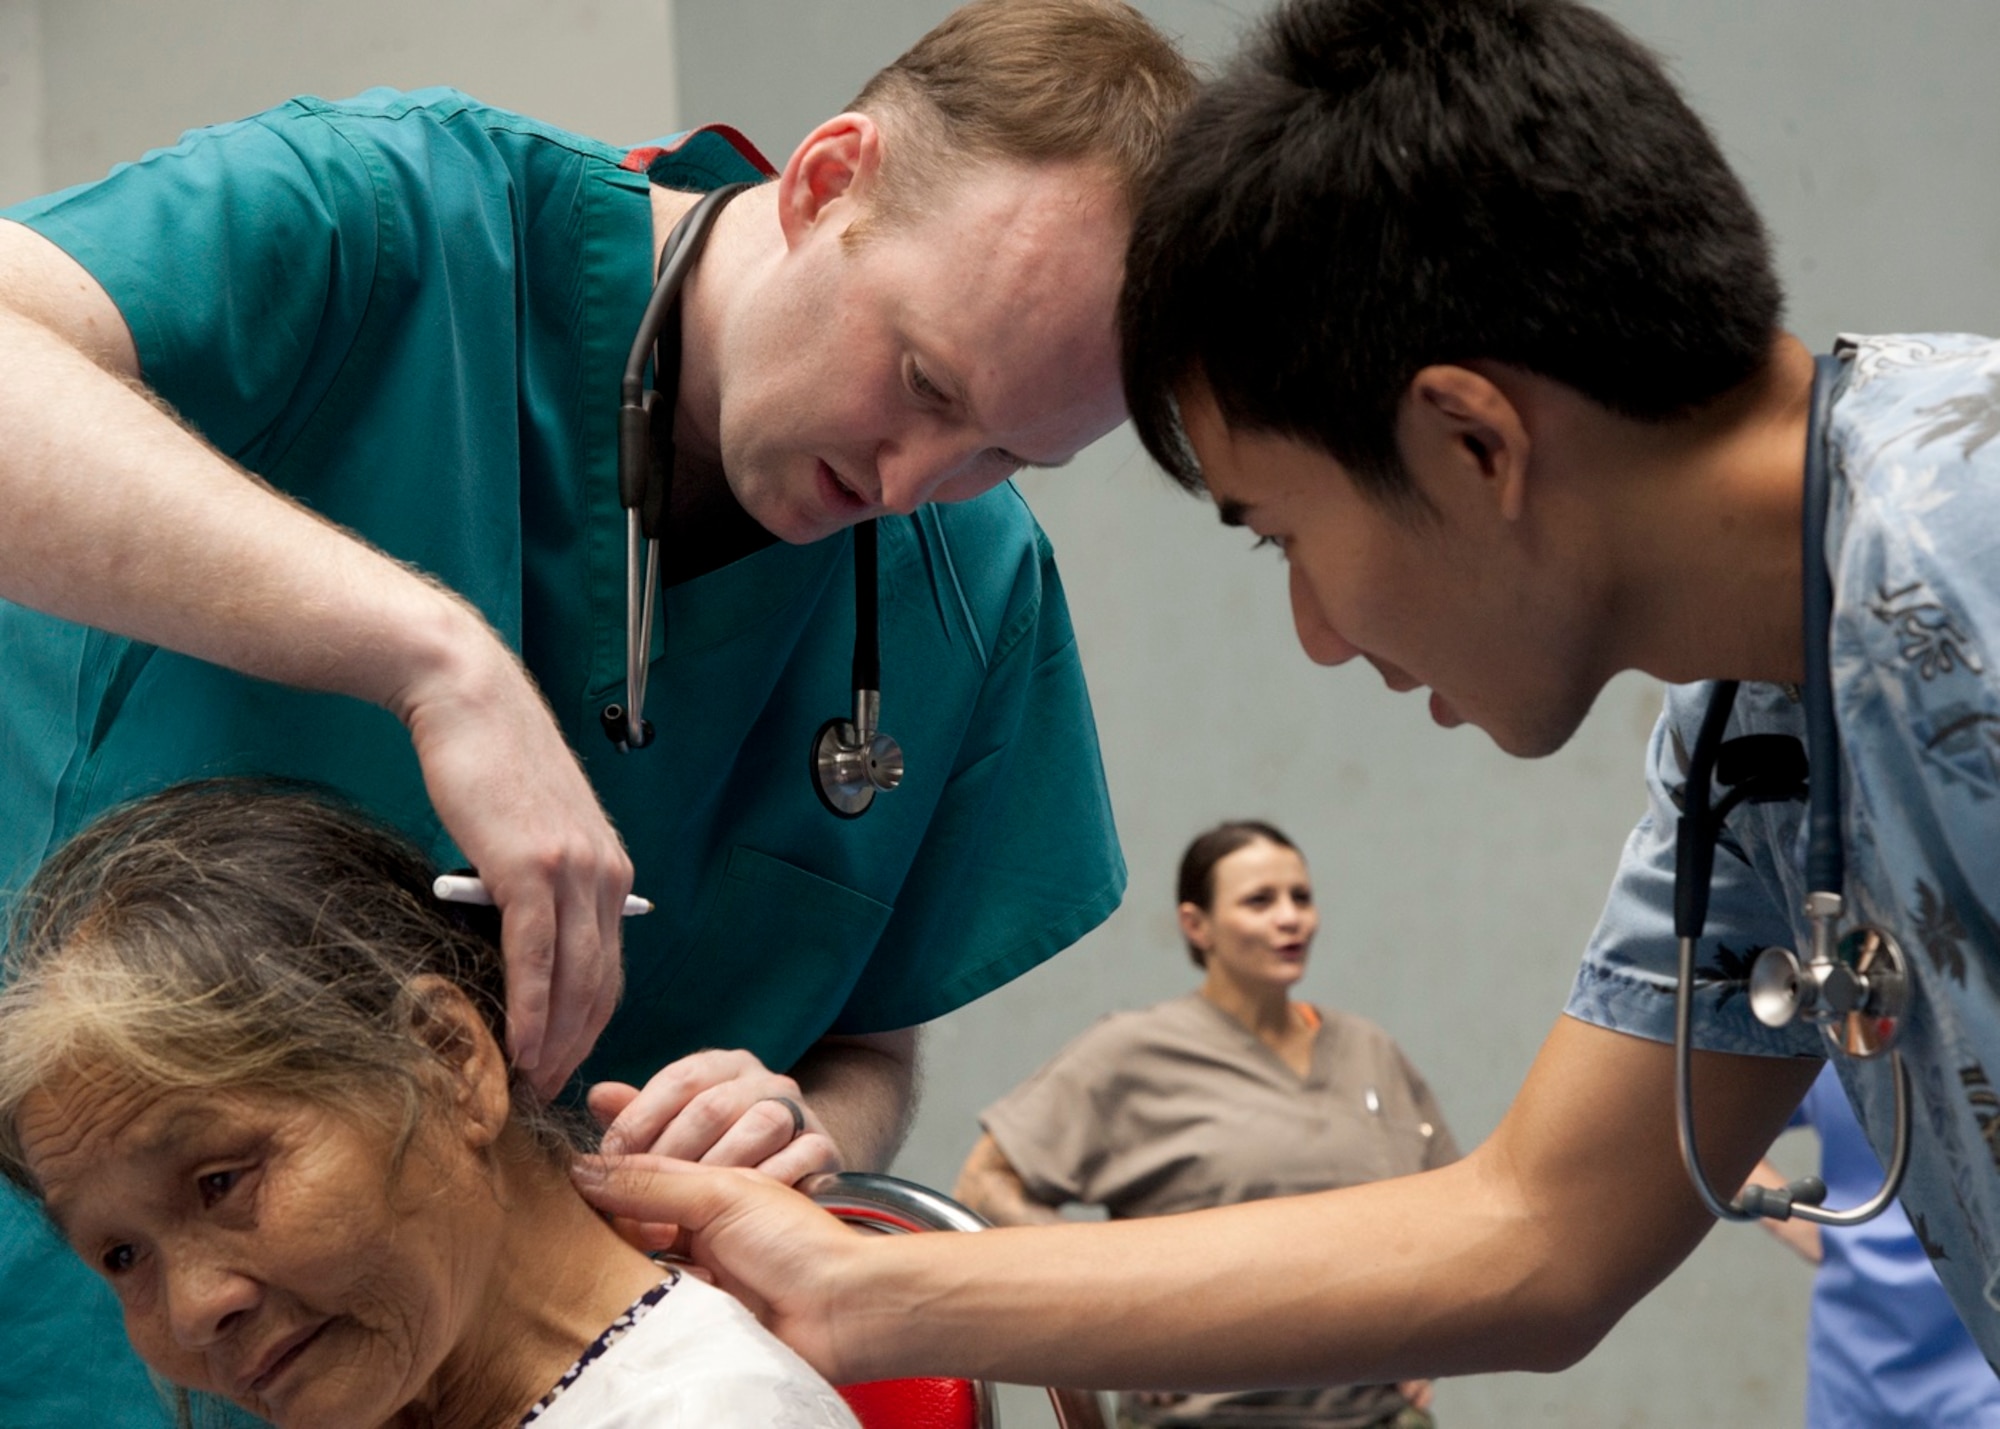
[838,1375,983,1429]
[811,1173,1104,1429]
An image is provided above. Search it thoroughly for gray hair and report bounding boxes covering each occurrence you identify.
[0,779,583,1197]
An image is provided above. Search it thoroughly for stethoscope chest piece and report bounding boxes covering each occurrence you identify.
[811,707,905,818]
[808,517,904,819]
[1748,907,1910,1058]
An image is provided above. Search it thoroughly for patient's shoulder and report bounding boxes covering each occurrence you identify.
[523,1273,860,1427]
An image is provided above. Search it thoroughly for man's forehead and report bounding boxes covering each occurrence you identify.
[1177,385,1346,510]
[918,152,1126,231]
[898,159,1127,311]
[854,159,1126,456]
[917,274,1123,456]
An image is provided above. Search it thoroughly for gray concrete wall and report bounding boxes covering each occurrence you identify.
[678,2,2000,1423]
[8,0,680,204]
[0,1,44,205]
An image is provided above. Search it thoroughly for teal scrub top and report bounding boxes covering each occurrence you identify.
[0,89,1124,1428]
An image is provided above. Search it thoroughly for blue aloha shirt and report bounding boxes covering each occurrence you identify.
[1568,333,2000,1367]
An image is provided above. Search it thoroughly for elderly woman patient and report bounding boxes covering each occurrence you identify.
[0,780,859,1429]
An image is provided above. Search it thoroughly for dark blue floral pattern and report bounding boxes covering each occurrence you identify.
[518,1273,681,1426]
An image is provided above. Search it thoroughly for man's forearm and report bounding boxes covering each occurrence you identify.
[0,222,633,1089]
[822,1021,1820,1389]
[0,268,494,717]
[793,1027,921,1171]
[842,1151,1569,1388]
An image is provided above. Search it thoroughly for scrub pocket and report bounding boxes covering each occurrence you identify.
[621,845,894,1069]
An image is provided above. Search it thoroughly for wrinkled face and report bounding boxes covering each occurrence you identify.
[1181,385,1604,759]
[719,157,1129,543]
[21,1072,495,1429]
[1186,839,1317,991]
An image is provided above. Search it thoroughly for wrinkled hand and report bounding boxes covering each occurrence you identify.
[571,1154,862,1380]
[398,634,632,1097]
[591,1048,844,1185]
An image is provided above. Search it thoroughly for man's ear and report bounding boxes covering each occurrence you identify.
[408,975,511,1152]
[1401,365,1532,522]
[775,112,885,249]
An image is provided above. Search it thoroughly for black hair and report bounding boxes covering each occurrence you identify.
[1176,819,1299,968]
[1120,0,1783,504]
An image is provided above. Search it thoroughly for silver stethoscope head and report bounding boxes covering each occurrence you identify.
[601,181,904,816]
[1671,352,1913,1229]
[813,691,906,816]
[1746,897,1910,1056]
[810,518,905,818]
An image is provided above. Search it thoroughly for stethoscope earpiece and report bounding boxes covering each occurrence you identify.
[598,704,655,753]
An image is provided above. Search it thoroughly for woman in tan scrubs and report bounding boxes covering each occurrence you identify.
[953,821,1459,1429]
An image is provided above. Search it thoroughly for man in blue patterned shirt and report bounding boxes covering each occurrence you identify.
[567,0,2000,1396]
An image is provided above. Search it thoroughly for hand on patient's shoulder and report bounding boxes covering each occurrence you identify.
[589,1047,842,1185]
[570,1154,863,1383]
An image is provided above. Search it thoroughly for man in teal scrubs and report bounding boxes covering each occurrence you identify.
[0,3,1195,1423]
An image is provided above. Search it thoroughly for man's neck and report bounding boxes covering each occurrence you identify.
[1533,334,1818,688]
[660,448,777,583]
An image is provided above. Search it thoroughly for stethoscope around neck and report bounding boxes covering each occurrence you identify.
[1671,351,1912,1227]
[598,181,904,818]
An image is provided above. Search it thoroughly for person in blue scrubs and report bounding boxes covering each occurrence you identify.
[1749,1065,2000,1428]
[0,3,1195,1425]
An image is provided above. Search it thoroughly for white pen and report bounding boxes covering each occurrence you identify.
[432,873,654,917]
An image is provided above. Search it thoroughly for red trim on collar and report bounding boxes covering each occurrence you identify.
[620,124,778,177]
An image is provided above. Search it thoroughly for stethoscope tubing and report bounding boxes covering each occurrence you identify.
[1670,352,1913,1227]
[608,179,900,816]
[1801,357,1846,896]
[1673,928,1911,1225]
[613,182,752,751]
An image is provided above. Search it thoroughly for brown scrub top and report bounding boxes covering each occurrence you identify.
[981,994,1460,1428]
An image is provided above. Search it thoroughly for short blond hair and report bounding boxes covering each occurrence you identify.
[850,0,1197,220]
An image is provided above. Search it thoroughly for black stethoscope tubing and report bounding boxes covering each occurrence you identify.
[604,182,749,753]
[601,181,902,817]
